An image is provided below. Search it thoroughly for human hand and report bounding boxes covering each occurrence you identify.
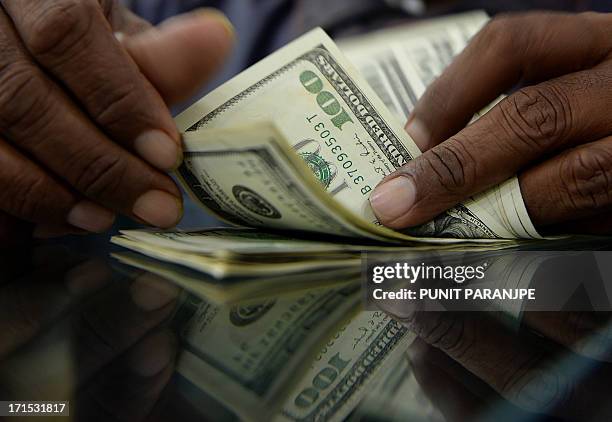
[0,1,233,241]
[404,311,612,421]
[0,248,181,420]
[370,12,612,234]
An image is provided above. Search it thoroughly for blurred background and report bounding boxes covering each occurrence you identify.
[123,0,612,94]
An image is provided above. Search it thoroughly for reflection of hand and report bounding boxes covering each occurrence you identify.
[0,245,111,357]
[73,273,181,421]
[370,12,612,234]
[399,311,612,421]
[0,2,233,242]
[0,249,181,420]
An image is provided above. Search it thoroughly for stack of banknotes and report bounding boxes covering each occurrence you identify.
[112,12,540,421]
[112,11,541,278]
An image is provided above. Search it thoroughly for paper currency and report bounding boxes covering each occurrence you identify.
[340,11,539,239]
[353,356,443,421]
[339,11,489,120]
[113,250,361,304]
[112,233,361,278]
[110,227,522,285]
[109,13,546,422]
[170,287,414,422]
[171,286,362,421]
[174,25,540,242]
[114,227,519,257]
[276,311,414,422]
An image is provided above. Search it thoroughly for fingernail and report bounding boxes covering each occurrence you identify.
[405,117,430,152]
[370,176,417,226]
[114,31,125,43]
[134,130,182,170]
[130,273,180,311]
[132,190,182,228]
[67,201,116,233]
[194,8,235,38]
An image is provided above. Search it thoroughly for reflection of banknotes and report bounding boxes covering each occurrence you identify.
[171,287,414,422]
[174,25,540,242]
[354,356,443,422]
[171,286,363,421]
[112,250,361,304]
[277,311,414,422]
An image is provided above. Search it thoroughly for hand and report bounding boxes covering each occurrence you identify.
[404,311,612,421]
[0,1,234,242]
[0,249,181,420]
[369,12,612,235]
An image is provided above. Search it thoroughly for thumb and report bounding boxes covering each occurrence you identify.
[121,9,235,105]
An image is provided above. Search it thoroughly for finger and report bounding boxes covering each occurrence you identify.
[129,272,181,312]
[0,139,115,233]
[0,11,182,228]
[31,223,87,239]
[2,0,181,171]
[406,12,612,150]
[0,256,111,358]
[522,311,612,362]
[73,274,177,385]
[399,311,611,419]
[519,135,612,227]
[122,9,234,105]
[77,329,176,422]
[408,339,511,422]
[370,64,612,229]
[107,3,152,35]
[543,213,612,235]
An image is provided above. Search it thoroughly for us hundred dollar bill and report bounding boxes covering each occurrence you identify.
[175,27,540,241]
[353,356,443,421]
[276,311,414,422]
[171,287,413,422]
[171,286,363,421]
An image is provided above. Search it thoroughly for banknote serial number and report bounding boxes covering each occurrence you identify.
[306,114,372,196]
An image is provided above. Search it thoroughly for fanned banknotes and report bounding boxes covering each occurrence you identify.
[171,24,540,243]
[110,13,543,283]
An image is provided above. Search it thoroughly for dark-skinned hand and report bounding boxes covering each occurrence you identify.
[0,1,233,242]
[371,12,612,235]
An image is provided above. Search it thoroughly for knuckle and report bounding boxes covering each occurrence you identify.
[415,139,474,195]
[502,367,572,413]
[559,147,612,212]
[4,173,51,221]
[99,0,119,18]
[89,82,141,130]
[23,0,97,60]
[74,152,127,198]
[499,86,571,152]
[562,312,612,360]
[405,313,472,358]
[477,15,518,52]
[562,312,588,346]
[0,62,54,140]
